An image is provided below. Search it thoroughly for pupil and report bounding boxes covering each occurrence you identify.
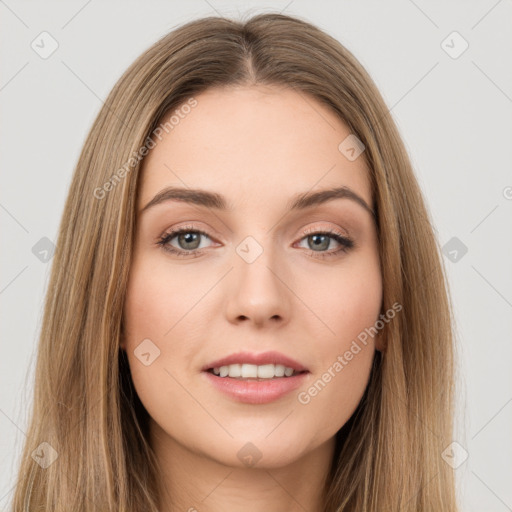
[310,234,328,251]
[179,232,200,249]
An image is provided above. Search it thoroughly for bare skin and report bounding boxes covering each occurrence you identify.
[122,85,383,512]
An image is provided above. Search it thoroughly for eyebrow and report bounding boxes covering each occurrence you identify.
[140,185,375,217]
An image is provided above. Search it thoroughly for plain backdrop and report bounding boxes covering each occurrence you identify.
[1,1,511,510]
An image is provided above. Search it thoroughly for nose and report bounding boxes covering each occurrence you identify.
[225,244,291,328]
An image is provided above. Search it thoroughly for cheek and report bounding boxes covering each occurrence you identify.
[299,251,382,345]
[297,345,375,442]
[123,256,197,344]
[293,253,381,430]
[122,257,206,391]
[121,258,184,393]
[123,277,165,339]
[121,258,202,429]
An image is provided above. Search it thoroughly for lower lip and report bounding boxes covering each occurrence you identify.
[202,370,309,404]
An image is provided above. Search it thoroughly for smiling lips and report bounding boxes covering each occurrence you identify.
[202,350,310,404]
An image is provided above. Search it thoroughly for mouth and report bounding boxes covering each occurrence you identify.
[201,351,310,403]
[205,364,308,380]
[202,361,310,404]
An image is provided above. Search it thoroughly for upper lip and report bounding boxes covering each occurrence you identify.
[202,351,309,372]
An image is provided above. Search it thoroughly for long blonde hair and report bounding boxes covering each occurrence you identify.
[11,12,458,511]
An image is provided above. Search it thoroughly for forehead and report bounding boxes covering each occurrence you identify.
[138,85,371,211]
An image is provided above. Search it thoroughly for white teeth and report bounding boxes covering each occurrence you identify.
[228,364,241,377]
[274,364,285,377]
[257,364,274,378]
[211,363,298,379]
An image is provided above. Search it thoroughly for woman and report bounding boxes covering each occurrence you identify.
[11,12,458,511]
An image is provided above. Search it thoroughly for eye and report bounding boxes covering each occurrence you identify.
[156,225,216,258]
[156,225,355,260]
[295,228,354,259]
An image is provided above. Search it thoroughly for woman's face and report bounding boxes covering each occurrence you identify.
[122,85,382,468]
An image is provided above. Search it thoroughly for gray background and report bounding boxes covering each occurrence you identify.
[1,1,511,510]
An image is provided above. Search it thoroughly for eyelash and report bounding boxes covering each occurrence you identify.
[156,225,355,260]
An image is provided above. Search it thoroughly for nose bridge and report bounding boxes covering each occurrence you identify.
[226,233,289,325]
